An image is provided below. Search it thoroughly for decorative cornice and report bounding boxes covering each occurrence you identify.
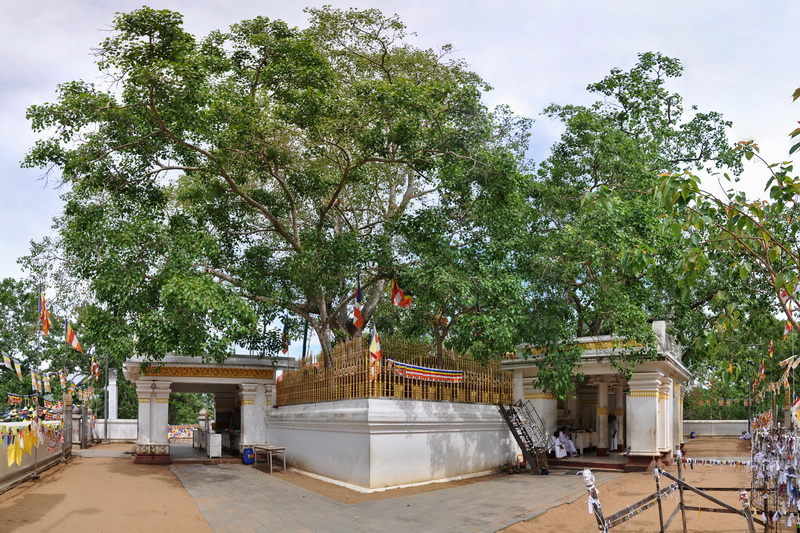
[524,393,555,400]
[142,366,274,380]
[629,391,659,398]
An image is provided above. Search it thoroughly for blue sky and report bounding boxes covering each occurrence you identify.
[2,1,799,357]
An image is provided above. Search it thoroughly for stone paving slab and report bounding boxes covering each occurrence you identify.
[171,464,619,533]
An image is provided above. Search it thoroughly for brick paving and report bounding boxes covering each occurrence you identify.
[171,464,619,533]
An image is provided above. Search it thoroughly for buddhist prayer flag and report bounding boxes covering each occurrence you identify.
[37,284,52,336]
[13,360,22,381]
[59,371,66,388]
[281,323,290,355]
[369,326,382,381]
[793,398,800,425]
[2,352,11,370]
[352,274,364,329]
[64,319,83,352]
[784,321,794,339]
[387,359,464,383]
[769,340,774,358]
[390,278,412,308]
[43,374,51,393]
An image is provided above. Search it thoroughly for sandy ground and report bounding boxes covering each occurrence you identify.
[0,438,753,532]
[0,443,210,533]
[504,437,755,533]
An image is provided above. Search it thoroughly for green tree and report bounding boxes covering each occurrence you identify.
[525,53,742,397]
[24,7,529,367]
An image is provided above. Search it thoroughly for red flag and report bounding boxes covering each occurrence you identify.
[65,319,83,352]
[769,339,774,357]
[391,278,412,308]
[353,274,364,329]
[369,326,382,381]
[784,321,794,339]
[38,284,52,336]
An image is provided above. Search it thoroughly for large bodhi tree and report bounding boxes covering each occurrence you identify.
[526,53,743,396]
[24,7,530,367]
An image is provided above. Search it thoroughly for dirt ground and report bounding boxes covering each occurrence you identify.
[0,443,211,533]
[0,437,754,532]
[503,437,755,533]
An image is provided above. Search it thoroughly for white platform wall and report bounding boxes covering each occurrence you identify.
[683,420,748,437]
[95,419,138,442]
[266,398,517,490]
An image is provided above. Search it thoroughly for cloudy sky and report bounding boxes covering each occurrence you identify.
[2,1,798,355]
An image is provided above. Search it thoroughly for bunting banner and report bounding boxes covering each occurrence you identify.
[68,382,76,396]
[386,359,464,383]
[30,371,39,394]
[7,393,22,405]
[42,399,53,409]
[58,371,66,389]
[13,361,22,381]
[43,374,51,393]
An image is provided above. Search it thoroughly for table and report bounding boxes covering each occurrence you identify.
[253,445,286,473]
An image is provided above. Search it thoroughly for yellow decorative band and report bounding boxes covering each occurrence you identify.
[597,406,609,416]
[143,366,274,379]
[659,393,669,400]
[524,393,555,400]
[157,398,169,404]
[240,400,255,405]
[138,398,150,403]
[629,391,659,397]
[614,408,624,416]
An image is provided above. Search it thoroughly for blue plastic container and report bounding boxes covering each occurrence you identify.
[242,447,255,465]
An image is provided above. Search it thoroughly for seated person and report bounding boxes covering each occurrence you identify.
[555,426,579,458]
[739,430,752,440]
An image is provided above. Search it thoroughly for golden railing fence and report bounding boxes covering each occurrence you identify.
[276,337,513,406]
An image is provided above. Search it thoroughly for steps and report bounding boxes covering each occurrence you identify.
[498,400,551,474]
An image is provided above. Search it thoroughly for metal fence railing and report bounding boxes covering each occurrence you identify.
[276,337,513,406]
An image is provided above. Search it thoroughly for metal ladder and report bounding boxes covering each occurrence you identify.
[498,400,551,474]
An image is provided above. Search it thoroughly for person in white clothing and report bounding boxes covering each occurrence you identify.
[557,427,578,457]
[609,415,618,451]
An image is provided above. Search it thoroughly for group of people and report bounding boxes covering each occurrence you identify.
[551,415,619,459]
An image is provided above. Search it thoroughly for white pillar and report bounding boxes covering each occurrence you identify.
[107,369,118,420]
[615,386,625,451]
[627,371,663,463]
[136,381,153,451]
[238,383,264,448]
[596,380,609,456]
[658,378,672,453]
[151,381,171,449]
[529,389,557,439]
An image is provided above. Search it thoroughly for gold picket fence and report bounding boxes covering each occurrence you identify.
[276,337,512,406]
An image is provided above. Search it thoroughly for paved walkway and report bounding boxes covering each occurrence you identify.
[172,464,618,533]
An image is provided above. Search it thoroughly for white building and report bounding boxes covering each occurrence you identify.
[501,321,690,470]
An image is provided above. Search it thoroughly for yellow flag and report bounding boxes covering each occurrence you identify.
[14,437,23,466]
[7,442,14,468]
[23,428,34,455]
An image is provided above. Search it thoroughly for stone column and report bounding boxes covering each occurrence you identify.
[615,386,625,451]
[529,388,557,439]
[658,377,672,453]
[135,381,153,457]
[626,371,663,470]
[107,369,118,420]
[151,381,171,452]
[672,382,683,449]
[238,383,258,449]
[513,370,524,403]
[567,387,580,427]
[596,380,609,456]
